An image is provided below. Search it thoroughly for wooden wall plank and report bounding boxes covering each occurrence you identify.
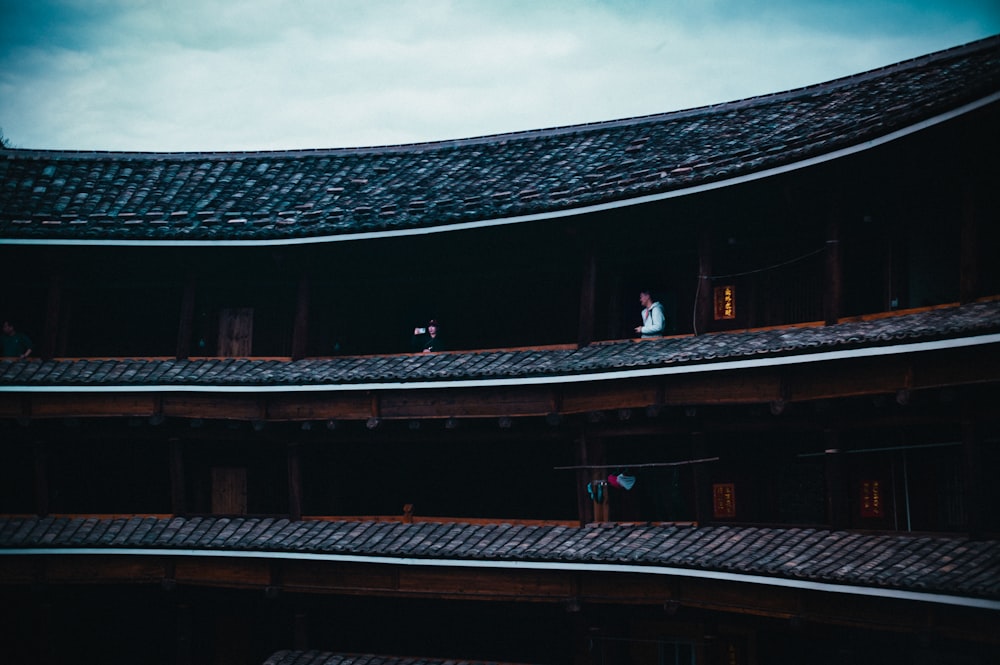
[42,557,164,584]
[173,557,269,586]
[382,387,555,418]
[268,393,372,420]
[162,395,262,420]
[28,394,158,418]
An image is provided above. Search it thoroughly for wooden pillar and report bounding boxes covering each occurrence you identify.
[606,272,623,340]
[175,601,193,665]
[570,610,593,665]
[33,439,49,517]
[175,270,197,359]
[695,227,713,335]
[824,431,848,529]
[31,592,54,665]
[959,181,980,304]
[293,608,309,650]
[41,269,62,360]
[691,431,710,524]
[287,442,303,521]
[577,249,597,347]
[575,430,606,525]
[169,438,186,517]
[291,272,310,360]
[824,213,842,325]
[962,405,983,539]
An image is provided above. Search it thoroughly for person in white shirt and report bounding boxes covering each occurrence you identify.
[634,290,665,338]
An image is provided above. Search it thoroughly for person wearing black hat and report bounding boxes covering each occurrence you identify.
[412,319,444,352]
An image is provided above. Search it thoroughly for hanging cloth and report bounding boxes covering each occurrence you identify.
[608,473,636,490]
[587,480,607,503]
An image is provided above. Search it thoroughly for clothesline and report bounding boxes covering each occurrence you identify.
[554,456,719,470]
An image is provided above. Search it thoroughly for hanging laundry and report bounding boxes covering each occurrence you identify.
[587,479,608,503]
[608,473,636,490]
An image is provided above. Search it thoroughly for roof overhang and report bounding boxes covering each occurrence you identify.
[3,91,998,249]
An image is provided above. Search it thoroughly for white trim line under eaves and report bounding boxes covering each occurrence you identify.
[1,333,998,394]
[1,547,997,611]
[3,92,999,248]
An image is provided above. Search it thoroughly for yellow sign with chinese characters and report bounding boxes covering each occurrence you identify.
[714,285,736,320]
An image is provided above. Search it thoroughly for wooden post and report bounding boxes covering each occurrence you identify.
[575,431,591,526]
[606,272,623,340]
[575,430,606,525]
[692,430,710,524]
[175,601,193,665]
[33,439,49,517]
[824,431,848,529]
[41,269,62,360]
[32,593,54,665]
[291,272,310,360]
[824,213,842,325]
[287,442,303,521]
[959,181,980,304]
[175,270,197,359]
[169,438,186,517]
[695,227,713,335]
[293,609,309,650]
[577,249,597,348]
[962,405,982,539]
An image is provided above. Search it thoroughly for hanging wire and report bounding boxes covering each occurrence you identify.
[554,456,719,470]
[692,245,827,335]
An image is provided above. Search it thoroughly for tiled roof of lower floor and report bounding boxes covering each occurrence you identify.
[2,516,998,604]
[1,300,998,390]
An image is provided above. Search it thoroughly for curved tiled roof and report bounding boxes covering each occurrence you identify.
[2,516,998,603]
[1,300,997,389]
[1,37,998,244]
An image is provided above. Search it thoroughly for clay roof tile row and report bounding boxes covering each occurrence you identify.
[1,300,997,389]
[3,516,997,600]
[2,37,998,244]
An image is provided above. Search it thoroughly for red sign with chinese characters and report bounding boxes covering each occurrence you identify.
[714,285,736,320]
[713,483,736,519]
[860,479,883,518]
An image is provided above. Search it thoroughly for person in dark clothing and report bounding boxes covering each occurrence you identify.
[2,320,33,359]
[412,319,444,352]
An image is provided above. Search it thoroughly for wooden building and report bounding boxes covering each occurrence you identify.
[1,36,999,664]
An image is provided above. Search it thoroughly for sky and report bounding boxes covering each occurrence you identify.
[2,1,998,153]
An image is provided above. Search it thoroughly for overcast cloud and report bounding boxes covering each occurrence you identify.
[2,0,998,152]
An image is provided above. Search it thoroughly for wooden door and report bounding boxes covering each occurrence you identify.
[211,466,247,515]
[218,307,253,357]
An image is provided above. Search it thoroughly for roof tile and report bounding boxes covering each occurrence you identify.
[5,516,997,599]
[3,37,997,243]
